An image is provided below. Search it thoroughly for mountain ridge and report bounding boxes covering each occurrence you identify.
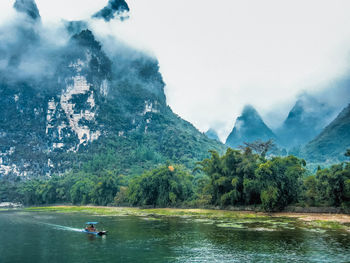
[225,105,276,148]
[276,94,338,148]
[302,103,350,163]
[205,128,220,142]
[0,3,225,177]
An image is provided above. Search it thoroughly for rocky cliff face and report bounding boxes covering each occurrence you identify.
[0,29,115,176]
[0,2,224,177]
[225,105,276,148]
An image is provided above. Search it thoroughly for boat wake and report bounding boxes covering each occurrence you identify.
[42,223,83,232]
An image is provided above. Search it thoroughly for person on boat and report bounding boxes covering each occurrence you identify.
[85,224,96,232]
[84,222,106,235]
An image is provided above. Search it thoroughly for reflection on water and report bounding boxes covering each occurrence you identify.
[0,210,349,263]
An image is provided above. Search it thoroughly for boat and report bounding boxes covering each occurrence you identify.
[83,222,107,236]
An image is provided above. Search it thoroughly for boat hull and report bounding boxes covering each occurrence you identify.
[82,230,107,236]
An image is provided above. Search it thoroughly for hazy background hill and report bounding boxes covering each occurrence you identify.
[302,104,350,163]
[223,95,349,165]
[225,105,276,148]
[205,128,220,142]
[276,94,338,148]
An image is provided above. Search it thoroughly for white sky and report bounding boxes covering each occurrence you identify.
[2,0,350,141]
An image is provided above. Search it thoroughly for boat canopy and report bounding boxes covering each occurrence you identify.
[86,222,98,225]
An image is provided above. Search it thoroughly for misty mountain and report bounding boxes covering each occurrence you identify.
[93,0,130,22]
[277,94,338,148]
[0,1,224,177]
[205,128,220,142]
[302,104,350,163]
[225,105,276,148]
[14,0,40,21]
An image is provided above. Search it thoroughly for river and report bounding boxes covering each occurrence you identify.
[0,210,350,262]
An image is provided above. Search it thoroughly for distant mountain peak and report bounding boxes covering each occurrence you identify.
[72,29,102,50]
[93,0,130,22]
[225,105,275,148]
[14,0,40,21]
[241,105,261,120]
[64,21,89,36]
[205,128,220,142]
[277,94,338,148]
[242,104,257,113]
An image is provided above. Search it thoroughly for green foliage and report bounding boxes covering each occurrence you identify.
[69,175,94,204]
[196,147,261,206]
[197,148,306,211]
[307,162,350,207]
[260,186,278,211]
[0,175,21,202]
[2,149,350,212]
[114,186,129,205]
[0,170,121,206]
[127,165,193,207]
[303,175,318,206]
[299,148,350,208]
[243,139,276,158]
[90,170,120,206]
[255,156,306,211]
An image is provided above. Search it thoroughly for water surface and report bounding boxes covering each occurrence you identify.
[0,210,349,262]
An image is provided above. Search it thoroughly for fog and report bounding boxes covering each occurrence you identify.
[0,0,130,85]
[106,0,350,140]
[1,0,350,142]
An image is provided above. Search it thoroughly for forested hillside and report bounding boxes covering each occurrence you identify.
[0,1,224,177]
[302,104,350,163]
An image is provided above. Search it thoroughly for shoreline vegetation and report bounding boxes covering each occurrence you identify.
[2,147,350,214]
[20,205,350,232]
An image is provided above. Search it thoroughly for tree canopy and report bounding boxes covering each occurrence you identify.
[2,148,350,212]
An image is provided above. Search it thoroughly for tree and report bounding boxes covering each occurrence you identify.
[90,170,120,206]
[255,156,305,211]
[128,165,193,207]
[196,148,261,206]
[70,178,94,204]
[260,186,279,211]
[302,175,318,206]
[114,186,129,205]
[242,139,276,158]
[19,179,45,205]
[314,162,350,207]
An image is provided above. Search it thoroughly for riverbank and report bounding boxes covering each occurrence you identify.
[23,206,350,232]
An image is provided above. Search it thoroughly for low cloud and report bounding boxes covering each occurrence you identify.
[109,0,350,140]
[0,7,65,82]
[1,0,349,142]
